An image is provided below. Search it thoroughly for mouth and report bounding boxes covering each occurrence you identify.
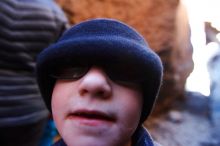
[67,109,116,123]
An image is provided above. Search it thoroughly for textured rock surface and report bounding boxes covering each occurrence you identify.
[145,92,219,146]
[55,0,193,113]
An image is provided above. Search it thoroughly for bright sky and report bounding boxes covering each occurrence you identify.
[183,0,220,96]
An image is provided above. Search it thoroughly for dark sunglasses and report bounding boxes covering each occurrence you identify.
[50,63,146,84]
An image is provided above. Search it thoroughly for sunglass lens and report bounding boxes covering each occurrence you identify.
[105,64,144,83]
[50,66,90,80]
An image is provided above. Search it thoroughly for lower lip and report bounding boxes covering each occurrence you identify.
[68,116,114,126]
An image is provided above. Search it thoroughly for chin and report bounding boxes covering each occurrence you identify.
[64,135,130,146]
[65,139,112,146]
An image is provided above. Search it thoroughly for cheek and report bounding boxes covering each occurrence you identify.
[51,81,67,111]
[121,93,143,123]
[51,80,78,109]
[111,86,143,143]
[51,81,73,128]
[114,85,143,128]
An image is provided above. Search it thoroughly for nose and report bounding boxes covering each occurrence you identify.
[78,67,112,99]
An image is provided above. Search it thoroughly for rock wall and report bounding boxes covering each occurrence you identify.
[55,0,193,114]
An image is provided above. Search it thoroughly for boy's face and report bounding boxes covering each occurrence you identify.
[51,66,143,146]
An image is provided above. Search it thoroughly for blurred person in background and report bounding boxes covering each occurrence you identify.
[0,0,68,146]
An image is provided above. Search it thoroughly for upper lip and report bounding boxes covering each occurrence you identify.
[67,109,116,122]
